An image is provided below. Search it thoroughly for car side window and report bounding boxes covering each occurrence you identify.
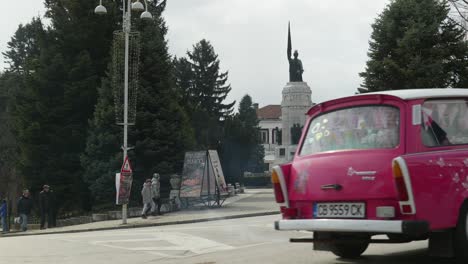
[421,99,468,146]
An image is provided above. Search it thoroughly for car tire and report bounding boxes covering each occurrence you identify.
[454,202,468,264]
[330,237,369,259]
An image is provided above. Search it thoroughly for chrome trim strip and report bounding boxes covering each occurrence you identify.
[403,148,468,156]
[355,171,377,176]
[276,219,404,233]
[347,167,377,176]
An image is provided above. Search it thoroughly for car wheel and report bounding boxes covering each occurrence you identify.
[454,202,468,263]
[330,236,369,259]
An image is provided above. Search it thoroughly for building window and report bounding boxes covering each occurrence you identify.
[260,129,269,144]
[279,148,286,157]
[271,127,282,145]
[272,128,277,144]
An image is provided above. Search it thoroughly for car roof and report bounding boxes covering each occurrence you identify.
[360,88,468,100]
[307,88,468,116]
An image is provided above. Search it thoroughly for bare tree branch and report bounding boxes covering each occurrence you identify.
[448,0,468,32]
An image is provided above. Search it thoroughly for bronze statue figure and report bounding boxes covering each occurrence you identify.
[287,22,304,82]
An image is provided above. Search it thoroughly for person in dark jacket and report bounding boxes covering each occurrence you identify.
[17,189,33,231]
[1,198,7,233]
[39,185,56,229]
[151,173,162,216]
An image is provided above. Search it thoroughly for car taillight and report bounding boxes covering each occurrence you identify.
[393,161,409,201]
[272,169,285,203]
[280,206,298,219]
[401,204,413,214]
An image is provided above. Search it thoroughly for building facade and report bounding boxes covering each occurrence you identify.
[255,104,283,170]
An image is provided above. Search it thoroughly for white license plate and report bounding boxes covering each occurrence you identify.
[314,202,365,218]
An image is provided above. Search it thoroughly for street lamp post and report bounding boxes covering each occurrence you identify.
[95,0,152,224]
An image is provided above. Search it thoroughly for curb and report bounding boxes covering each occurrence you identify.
[0,210,279,238]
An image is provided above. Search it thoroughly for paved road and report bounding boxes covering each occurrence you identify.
[0,215,457,264]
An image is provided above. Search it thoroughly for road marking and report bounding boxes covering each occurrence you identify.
[56,221,277,239]
[91,232,234,256]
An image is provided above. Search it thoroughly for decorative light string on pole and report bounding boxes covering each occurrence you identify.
[94,0,152,225]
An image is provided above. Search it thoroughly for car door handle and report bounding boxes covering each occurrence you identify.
[321,184,343,191]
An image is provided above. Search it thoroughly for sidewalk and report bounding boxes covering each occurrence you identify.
[1,188,278,238]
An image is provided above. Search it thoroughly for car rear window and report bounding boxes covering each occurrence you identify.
[300,106,400,155]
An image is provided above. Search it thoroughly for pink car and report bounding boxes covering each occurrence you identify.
[273,89,468,262]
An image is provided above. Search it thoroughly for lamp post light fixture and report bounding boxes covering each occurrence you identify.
[94,1,107,15]
[131,0,145,12]
[95,0,152,225]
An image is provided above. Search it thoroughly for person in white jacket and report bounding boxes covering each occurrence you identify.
[141,179,153,219]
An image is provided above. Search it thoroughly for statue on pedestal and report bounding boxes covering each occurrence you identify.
[287,22,304,82]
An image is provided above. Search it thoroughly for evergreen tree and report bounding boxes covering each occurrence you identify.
[2,17,44,74]
[2,19,46,200]
[175,39,235,149]
[237,95,265,174]
[220,95,264,183]
[0,72,22,203]
[219,116,242,183]
[173,56,194,108]
[359,0,468,92]
[0,18,45,199]
[80,76,121,205]
[82,0,195,205]
[132,0,194,192]
[11,0,120,211]
[187,39,235,119]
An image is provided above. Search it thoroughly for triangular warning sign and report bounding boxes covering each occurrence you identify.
[121,156,133,173]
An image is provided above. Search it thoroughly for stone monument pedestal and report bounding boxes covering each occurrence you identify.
[280,82,312,160]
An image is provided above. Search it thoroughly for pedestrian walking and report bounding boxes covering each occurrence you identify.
[151,173,162,215]
[39,185,56,229]
[17,189,33,232]
[141,179,153,219]
[1,198,7,233]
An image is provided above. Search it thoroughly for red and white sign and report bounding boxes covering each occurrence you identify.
[121,155,133,173]
[117,156,133,205]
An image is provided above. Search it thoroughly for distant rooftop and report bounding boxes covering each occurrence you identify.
[256,105,281,120]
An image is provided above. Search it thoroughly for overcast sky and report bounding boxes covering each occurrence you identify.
[0,0,391,107]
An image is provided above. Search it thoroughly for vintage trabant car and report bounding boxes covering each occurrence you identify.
[273,89,468,261]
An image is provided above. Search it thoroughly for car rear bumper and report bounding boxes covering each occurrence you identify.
[275,219,429,236]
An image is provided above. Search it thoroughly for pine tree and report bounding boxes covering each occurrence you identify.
[187,39,235,119]
[175,39,235,149]
[237,95,264,174]
[173,56,194,108]
[219,95,264,183]
[10,0,120,211]
[2,17,44,74]
[0,18,45,200]
[359,0,468,92]
[82,0,195,205]
[0,72,22,203]
[132,0,195,193]
[80,76,121,205]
